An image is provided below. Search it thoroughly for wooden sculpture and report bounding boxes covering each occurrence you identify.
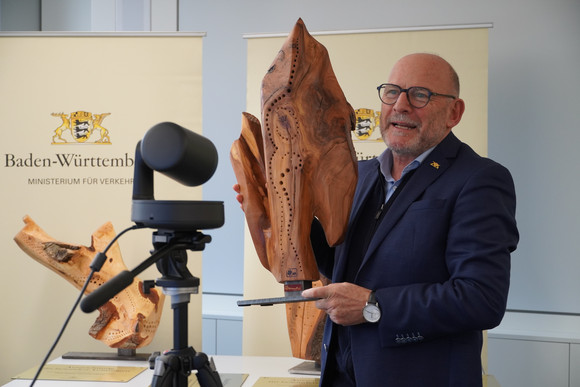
[14,215,165,349]
[285,274,331,362]
[231,19,358,361]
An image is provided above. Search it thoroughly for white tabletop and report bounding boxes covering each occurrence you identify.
[4,355,318,387]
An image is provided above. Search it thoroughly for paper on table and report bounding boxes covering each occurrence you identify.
[252,377,320,387]
[12,364,146,382]
[189,373,249,387]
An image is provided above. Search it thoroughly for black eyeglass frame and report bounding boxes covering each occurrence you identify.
[377,83,457,109]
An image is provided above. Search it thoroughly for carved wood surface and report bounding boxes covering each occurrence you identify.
[285,275,330,361]
[14,215,164,349]
[231,19,358,361]
[231,18,357,284]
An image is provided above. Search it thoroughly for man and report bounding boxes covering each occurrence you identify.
[299,53,519,386]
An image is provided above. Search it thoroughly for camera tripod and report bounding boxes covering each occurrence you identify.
[143,230,223,387]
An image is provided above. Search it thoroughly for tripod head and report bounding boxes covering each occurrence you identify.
[149,229,210,289]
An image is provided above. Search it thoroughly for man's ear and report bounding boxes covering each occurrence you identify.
[447,98,465,129]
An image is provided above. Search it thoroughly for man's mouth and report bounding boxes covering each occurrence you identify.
[391,121,417,130]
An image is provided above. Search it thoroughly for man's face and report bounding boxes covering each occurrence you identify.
[379,54,462,159]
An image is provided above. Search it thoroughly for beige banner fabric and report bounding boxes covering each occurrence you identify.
[242,25,489,357]
[0,34,203,383]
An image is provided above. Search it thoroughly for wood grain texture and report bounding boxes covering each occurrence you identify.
[231,18,357,283]
[14,215,165,349]
[231,19,357,361]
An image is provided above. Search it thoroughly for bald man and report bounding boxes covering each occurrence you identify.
[302,53,519,386]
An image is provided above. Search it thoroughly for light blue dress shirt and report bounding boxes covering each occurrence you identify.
[377,146,435,202]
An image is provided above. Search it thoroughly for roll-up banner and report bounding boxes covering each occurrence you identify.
[0,33,204,381]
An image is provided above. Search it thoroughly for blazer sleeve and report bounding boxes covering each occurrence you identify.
[310,217,336,279]
[374,160,519,347]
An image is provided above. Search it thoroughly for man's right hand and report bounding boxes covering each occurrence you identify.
[233,183,243,208]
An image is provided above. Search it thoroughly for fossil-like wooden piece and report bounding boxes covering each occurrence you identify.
[231,19,357,361]
[14,215,165,349]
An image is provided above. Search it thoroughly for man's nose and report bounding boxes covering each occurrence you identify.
[393,91,412,112]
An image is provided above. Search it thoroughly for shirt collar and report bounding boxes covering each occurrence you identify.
[377,146,435,182]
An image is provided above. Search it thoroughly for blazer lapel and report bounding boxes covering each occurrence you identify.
[334,158,381,280]
[350,159,381,219]
[360,132,462,270]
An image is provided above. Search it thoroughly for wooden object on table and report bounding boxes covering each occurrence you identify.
[14,215,165,349]
[231,19,357,361]
[285,275,330,362]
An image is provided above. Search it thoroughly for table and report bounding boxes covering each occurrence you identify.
[4,355,501,386]
[3,355,317,386]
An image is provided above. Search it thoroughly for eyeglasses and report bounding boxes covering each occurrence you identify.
[377,83,457,109]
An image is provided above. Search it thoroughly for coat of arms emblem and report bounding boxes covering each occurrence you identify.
[354,108,380,140]
[51,111,111,144]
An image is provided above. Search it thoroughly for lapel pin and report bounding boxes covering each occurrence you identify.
[430,161,440,169]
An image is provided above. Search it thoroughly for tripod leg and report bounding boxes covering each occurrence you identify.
[151,353,179,387]
[194,352,223,387]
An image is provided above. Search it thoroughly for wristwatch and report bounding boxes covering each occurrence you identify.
[362,291,381,323]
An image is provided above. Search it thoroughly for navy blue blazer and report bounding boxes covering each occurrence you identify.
[312,132,519,386]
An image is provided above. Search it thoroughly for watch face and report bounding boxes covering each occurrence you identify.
[363,304,381,323]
